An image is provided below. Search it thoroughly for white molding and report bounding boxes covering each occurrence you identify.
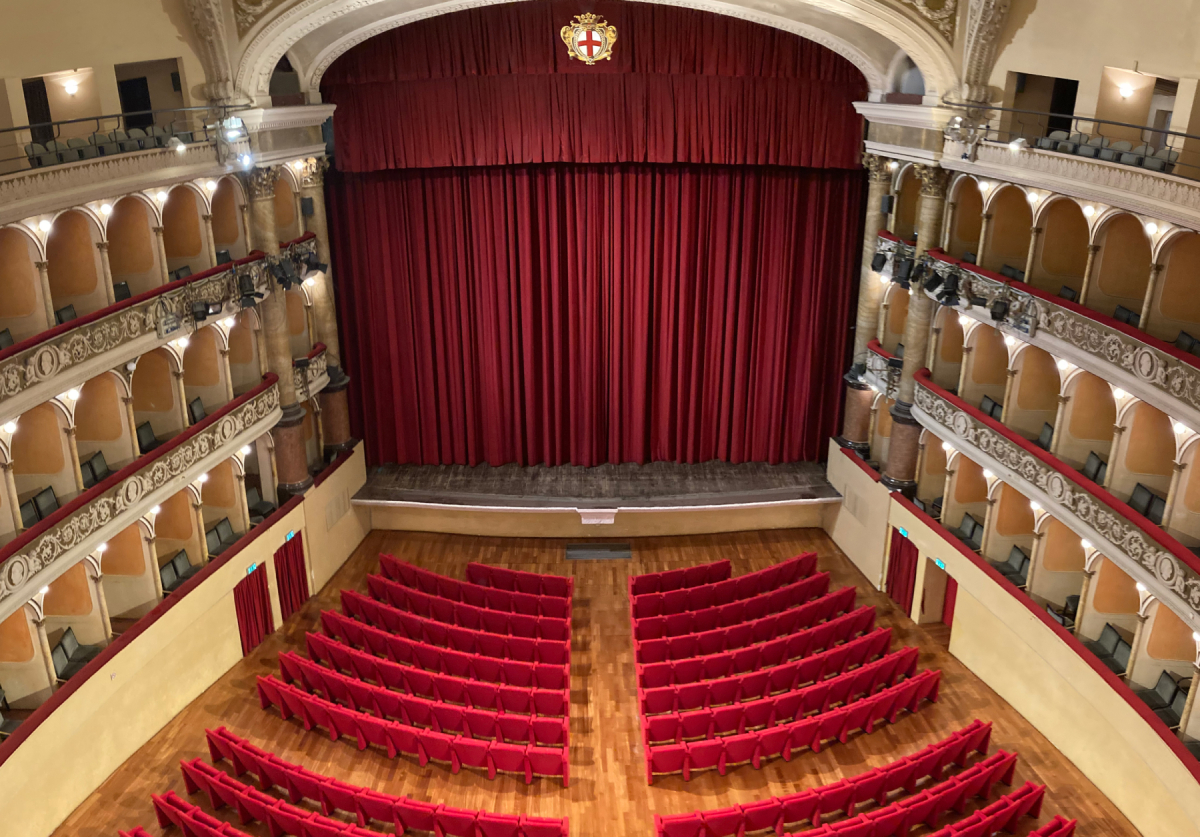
[239,104,336,132]
[865,139,941,165]
[855,102,954,132]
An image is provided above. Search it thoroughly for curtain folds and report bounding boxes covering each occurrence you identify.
[234,564,274,656]
[328,162,862,466]
[886,528,920,616]
[274,533,310,622]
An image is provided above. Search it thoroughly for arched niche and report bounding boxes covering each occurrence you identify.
[1091,213,1151,320]
[982,186,1032,275]
[155,486,202,573]
[947,178,983,260]
[880,284,909,354]
[1080,555,1140,641]
[211,177,248,261]
[916,433,946,508]
[107,196,163,298]
[0,606,49,707]
[1167,436,1200,548]
[1057,371,1116,471]
[1131,601,1196,691]
[985,482,1035,565]
[11,401,76,509]
[1148,231,1200,345]
[1111,400,1174,505]
[201,458,244,537]
[75,371,137,472]
[43,561,104,646]
[163,186,211,275]
[943,454,988,535]
[892,167,919,242]
[0,226,51,342]
[959,324,1008,410]
[1031,198,1088,298]
[286,288,313,359]
[46,209,106,320]
[182,324,231,417]
[931,308,963,392]
[274,173,302,243]
[1030,516,1085,609]
[1008,345,1060,441]
[870,395,894,466]
[100,521,158,619]
[131,348,184,444]
[228,309,265,395]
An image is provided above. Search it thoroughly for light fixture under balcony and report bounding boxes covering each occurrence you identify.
[39,586,49,596]
[941,442,953,452]
[156,191,169,204]
[1119,82,1134,99]
[61,389,79,402]
[205,180,218,193]
[198,473,209,483]
[1083,205,1095,218]
[1029,501,1041,512]
[888,161,899,171]
[1145,221,1158,236]
[1193,631,1200,642]
[1112,388,1127,400]
[100,203,112,216]
[38,219,52,233]
[173,337,189,350]
[1175,421,1188,434]
[958,315,969,327]
[2,421,15,434]
[1056,359,1070,371]
[1136,582,1147,592]
[983,469,995,479]
[241,445,252,456]
[1080,539,1092,550]
[96,542,108,553]
[1026,192,1038,205]
[1003,335,1016,347]
[222,317,236,329]
[150,505,161,515]
[978,181,991,192]
[64,80,78,96]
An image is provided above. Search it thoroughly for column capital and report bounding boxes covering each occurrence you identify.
[1030,226,1044,235]
[95,240,109,252]
[240,166,281,201]
[34,260,49,270]
[1150,262,1166,276]
[862,153,894,184]
[1057,393,1071,404]
[297,157,328,188]
[1088,243,1102,254]
[913,164,950,199]
[201,213,213,222]
[151,225,165,235]
[981,212,994,221]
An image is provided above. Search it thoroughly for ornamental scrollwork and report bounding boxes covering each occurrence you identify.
[0,384,280,606]
[914,382,1200,619]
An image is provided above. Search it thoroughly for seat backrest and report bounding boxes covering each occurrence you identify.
[1083,451,1104,482]
[55,304,78,324]
[960,513,978,536]
[136,422,157,450]
[60,627,79,658]
[25,142,45,155]
[1007,545,1028,571]
[113,281,131,302]
[1129,483,1154,515]
[172,550,193,577]
[160,560,178,590]
[1037,422,1054,449]
[51,644,69,677]
[89,451,110,481]
[1057,285,1078,302]
[1155,670,1180,704]
[981,395,998,416]
[246,486,262,506]
[188,397,206,424]
[1131,144,1151,154]
[1049,130,1068,140]
[1171,686,1188,717]
[1067,132,1086,143]
[1112,639,1132,671]
[1098,623,1121,655]
[1045,605,1065,625]
[19,500,38,529]
[128,128,146,139]
[205,527,222,554]
[33,486,58,519]
[80,460,96,489]
[1177,331,1197,353]
[1147,494,1167,525]
[67,137,86,148]
[216,518,235,542]
[0,328,12,349]
[1063,594,1080,618]
[1112,140,1133,151]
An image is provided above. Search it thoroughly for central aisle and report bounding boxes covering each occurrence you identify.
[56,529,1137,837]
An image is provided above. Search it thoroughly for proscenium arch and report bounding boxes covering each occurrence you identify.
[234,0,959,106]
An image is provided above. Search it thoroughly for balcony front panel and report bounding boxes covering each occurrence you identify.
[912,370,1200,629]
[0,376,281,622]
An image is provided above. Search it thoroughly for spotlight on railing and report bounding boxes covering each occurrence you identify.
[870,251,888,272]
[238,272,264,309]
[191,301,223,322]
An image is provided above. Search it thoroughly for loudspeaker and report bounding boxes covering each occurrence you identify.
[301,196,315,217]
[880,195,896,215]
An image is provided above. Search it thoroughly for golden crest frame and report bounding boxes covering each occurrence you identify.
[560,13,617,65]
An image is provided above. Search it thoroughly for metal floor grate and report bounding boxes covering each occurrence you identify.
[565,543,632,560]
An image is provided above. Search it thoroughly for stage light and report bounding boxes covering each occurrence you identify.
[991,299,1010,321]
[870,251,888,272]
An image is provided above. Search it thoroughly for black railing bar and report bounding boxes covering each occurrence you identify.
[2,104,250,136]
[942,98,1200,145]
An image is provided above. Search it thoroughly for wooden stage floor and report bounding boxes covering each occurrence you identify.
[53,529,1140,837]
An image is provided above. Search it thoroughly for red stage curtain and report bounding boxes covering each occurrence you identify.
[321,0,866,171]
[274,533,310,622]
[328,162,862,466]
[886,528,919,615]
[234,564,274,656]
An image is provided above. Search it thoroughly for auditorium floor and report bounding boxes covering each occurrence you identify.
[55,528,1140,837]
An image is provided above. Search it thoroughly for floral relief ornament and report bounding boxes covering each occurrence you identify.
[561,14,617,65]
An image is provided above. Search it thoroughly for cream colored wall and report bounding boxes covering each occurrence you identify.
[983,482,1034,564]
[0,607,50,708]
[1058,372,1116,471]
[1131,602,1195,689]
[1031,517,1085,607]
[824,439,891,591]
[0,444,369,837]
[101,524,158,619]
[306,446,370,591]
[884,500,1200,837]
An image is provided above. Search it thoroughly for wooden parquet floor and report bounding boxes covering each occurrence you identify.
[52,529,1141,837]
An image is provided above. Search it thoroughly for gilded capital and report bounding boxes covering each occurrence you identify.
[914,164,950,198]
[298,157,328,188]
[862,153,893,184]
[239,166,280,202]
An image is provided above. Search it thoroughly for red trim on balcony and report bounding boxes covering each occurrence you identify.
[893,492,1200,784]
[915,368,1200,581]
[279,231,317,250]
[840,445,882,482]
[0,374,279,570]
[0,443,355,768]
[293,343,327,367]
[926,249,1200,373]
[0,252,267,366]
[876,229,915,247]
[867,338,896,360]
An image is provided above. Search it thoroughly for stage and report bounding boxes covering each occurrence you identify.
[352,461,841,537]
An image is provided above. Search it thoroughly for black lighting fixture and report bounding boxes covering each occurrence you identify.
[303,251,329,277]
[238,272,264,309]
[842,361,867,385]
[272,257,301,290]
[190,301,223,322]
[968,295,987,307]
[936,275,961,307]
[910,260,930,288]
[990,298,1010,321]
[893,257,914,288]
[923,270,945,294]
[870,251,888,273]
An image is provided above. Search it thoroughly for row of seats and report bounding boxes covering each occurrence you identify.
[641,646,919,737]
[306,631,569,715]
[26,126,195,167]
[662,750,1018,837]
[341,590,570,665]
[367,574,571,641]
[379,555,571,619]
[1132,670,1191,729]
[466,562,574,598]
[257,675,570,784]
[204,726,568,837]
[988,546,1030,588]
[50,626,103,683]
[654,720,994,837]
[279,652,568,747]
[160,549,201,593]
[923,782,1048,837]
[632,573,833,641]
[630,553,817,618]
[17,485,60,530]
[1082,623,1132,676]
[643,669,941,783]
[153,785,385,837]
[629,558,731,596]
[637,616,883,689]
[1034,131,1178,172]
[206,517,241,558]
[634,590,865,664]
[320,609,569,689]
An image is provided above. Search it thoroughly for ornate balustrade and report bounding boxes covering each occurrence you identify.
[0,375,281,622]
[912,369,1200,630]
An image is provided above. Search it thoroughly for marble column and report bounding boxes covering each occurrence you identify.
[882,164,950,495]
[63,425,85,492]
[201,213,218,267]
[1139,263,1165,330]
[32,611,57,692]
[1075,566,1097,635]
[1078,244,1102,306]
[152,225,171,285]
[1049,394,1070,455]
[1104,425,1125,489]
[297,157,355,456]
[998,367,1018,424]
[34,260,56,327]
[1179,660,1200,739]
[1,462,21,532]
[87,562,113,642]
[145,528,164,599]
[1125,607,1151,682]
[192,494,209,564]
[975,213,994,268]
[96,241,117,306]
[1022,226,1043,283]
[240,166,312,497]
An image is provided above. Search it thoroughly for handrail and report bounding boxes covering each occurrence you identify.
[893,491,1200,785]
[866,337,896,360]
[0,446,356,769]
[942,99,1200,146]
[280,231,317,251]
[0,374,280,571]
[913,368,1200,612]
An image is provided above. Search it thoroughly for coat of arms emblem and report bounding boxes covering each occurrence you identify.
[560,14,617,64]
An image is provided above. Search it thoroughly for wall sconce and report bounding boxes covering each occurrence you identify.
[64,80,78,96]
[1119,83,1134,99]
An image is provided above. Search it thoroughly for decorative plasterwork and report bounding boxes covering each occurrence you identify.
[913,381,1200,629]
[943,140,1200,234]
[0,382,281,621]
[295,347,330,397]
[896,0,956,43]
[236,0,288,34]
[959,0,1009,102]
[0,263,270,424]
[237,104,337,133]
[183,0,240,103]
[865,345,899,397]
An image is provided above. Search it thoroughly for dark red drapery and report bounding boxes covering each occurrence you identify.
[328,163,861,466]
[886,528,919,615]
[274,533,310,622]
[321,0,866,171]
[234,564,274,656]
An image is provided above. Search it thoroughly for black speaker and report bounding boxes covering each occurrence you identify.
[880,195,896,215]
[301,196,315,217]
[870,252,888,272]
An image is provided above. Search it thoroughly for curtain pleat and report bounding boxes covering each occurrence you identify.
[234,564,274,656]
[274,534,310,622]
